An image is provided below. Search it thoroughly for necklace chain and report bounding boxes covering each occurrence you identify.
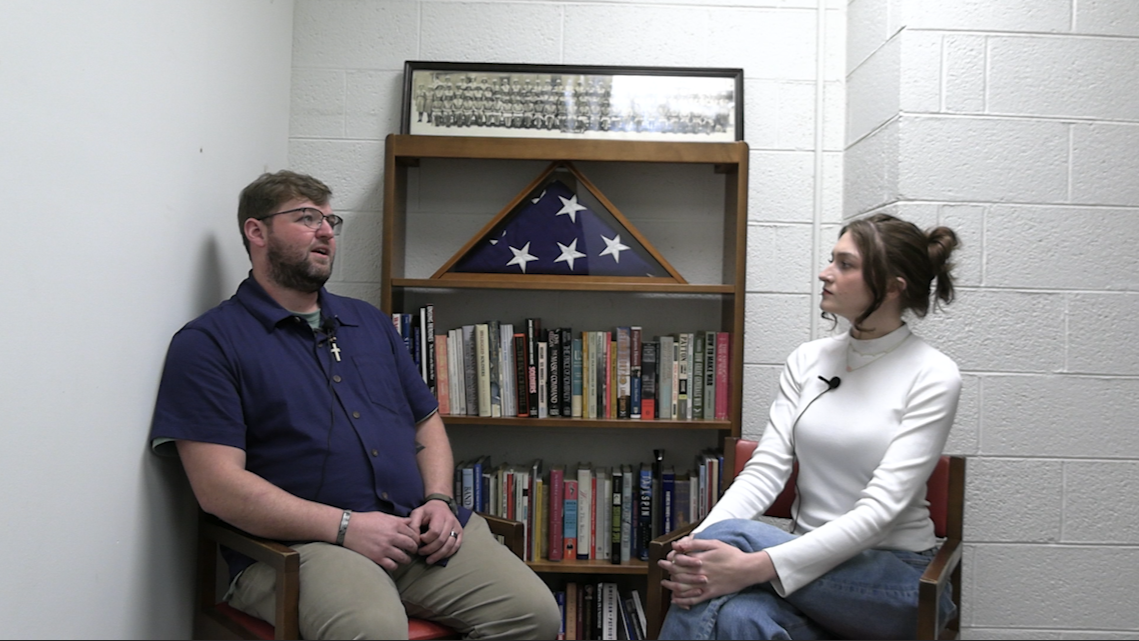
[846,334,910,372]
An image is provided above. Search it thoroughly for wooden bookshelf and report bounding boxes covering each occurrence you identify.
[381,134,747,589]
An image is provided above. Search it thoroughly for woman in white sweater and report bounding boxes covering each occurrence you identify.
[659,214,962,640]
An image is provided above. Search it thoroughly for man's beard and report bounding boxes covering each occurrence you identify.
[266,235,332,293]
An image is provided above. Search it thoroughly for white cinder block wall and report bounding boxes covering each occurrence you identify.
[293,0,1139,638]
[847,0,1139,638]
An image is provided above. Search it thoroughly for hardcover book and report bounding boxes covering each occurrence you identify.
[571,337,583,418]
[526,318,541,417]
[547,328,561,417]
[548,465,565,561]
[715,332,731,420]
[692,332,705,420]
[563,479,578,560]
[561,327,574,418]
[462,325,478,416]
[513,333,529,417]
[487,319,502,417]
[435,335,449,415]
[576,463,592,560]
[640,341,657,420]
[616,326,631,419]
[704,330,717,420]
[475,323,492,417]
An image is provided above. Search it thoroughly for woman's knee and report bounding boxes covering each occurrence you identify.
[698,519,796,552]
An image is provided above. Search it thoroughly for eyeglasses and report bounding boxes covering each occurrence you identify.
[258,207,343,234]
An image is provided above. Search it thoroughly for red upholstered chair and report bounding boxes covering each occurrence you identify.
[194,511,525,640]
[647,437,965,640]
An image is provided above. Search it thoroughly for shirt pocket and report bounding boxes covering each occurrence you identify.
[352,355,404,413]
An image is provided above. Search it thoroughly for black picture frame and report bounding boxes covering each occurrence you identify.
[400,61,743,142]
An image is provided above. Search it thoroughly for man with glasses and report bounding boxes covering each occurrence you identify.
[149,170,559,640]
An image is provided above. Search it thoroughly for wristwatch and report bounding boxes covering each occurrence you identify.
[424,493,459,516]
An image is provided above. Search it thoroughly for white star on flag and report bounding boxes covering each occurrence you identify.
[506,241,539,273]
[553,238,587,271]
[555,194,588,223]
[489,230,506,245]
[531,189,547,204]
[599,234,630,263]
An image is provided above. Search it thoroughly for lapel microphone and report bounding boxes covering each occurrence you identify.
[819,375,841,391]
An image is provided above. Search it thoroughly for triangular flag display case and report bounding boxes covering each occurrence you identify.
[435,160,686,284]
[381,134,748,604]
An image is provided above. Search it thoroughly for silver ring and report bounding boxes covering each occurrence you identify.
[449,530,458,538]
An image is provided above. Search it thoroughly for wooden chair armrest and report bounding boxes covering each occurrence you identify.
[645,522,700,640]
[477,512,526,560]
[917,539,962,640]
[198,512,300,640]
[200,512,299,571]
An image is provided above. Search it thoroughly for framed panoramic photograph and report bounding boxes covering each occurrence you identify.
[400,61,743,142]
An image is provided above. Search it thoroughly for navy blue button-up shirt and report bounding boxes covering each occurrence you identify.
[151,276,440,574]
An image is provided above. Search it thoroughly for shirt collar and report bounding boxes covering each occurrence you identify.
[234,273,359,332]
[847,322,912,356]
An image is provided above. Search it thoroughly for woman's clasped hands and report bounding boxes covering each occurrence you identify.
[658,534,779,609]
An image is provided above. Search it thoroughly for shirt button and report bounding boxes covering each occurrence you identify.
[333,375,342,383]
[371,449,379,457]
[381,492,389,499]
[353,411,361,419]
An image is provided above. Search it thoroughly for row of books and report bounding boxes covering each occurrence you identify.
[394,306,733,421]
[556,582,648,641]
[456,449,725,563]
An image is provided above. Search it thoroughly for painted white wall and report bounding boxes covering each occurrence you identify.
[0,1,293,637]
[847,0,1139,637]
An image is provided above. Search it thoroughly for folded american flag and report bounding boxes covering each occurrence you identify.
[454,180,665,277]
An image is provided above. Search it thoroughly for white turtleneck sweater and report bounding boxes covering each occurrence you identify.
[695,325,961,596]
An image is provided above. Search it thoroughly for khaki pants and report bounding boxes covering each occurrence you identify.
[228,513,560,640]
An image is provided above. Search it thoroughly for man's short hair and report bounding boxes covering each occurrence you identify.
[237,170,332,253]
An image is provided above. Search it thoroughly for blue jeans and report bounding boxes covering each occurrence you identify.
[658,520,956,640]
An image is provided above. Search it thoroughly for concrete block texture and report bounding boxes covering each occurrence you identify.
[896,115,1069,203]
[329,210,384,283]
[916,289,1065,373]
[293,0,419,69]
[898,0,1072,33]
[936,204,983,288]
[749,150,816,223]
[744,293,813,365]
[1072,123,1139,206]
[563,4,816,78]
[290,69,346,138]
[345,70,402,140]
[970,544,1139,631]
[985,206,1139,291]
[847,0,892,73]
[963,457,1063,543]
[846,35,899,145]
[741,363,782,439]
[1062,460,1139,544]
[943,34,986,114]
[746,80,816,152]
[981,375,1139,458]
[1068,293,1139,375]
[844,120,898,216]
[288,139,385,212]
[944,373,979,455]
[420,2,562,64]
[1076,0,1139,36]
[989,37,1139,122]
[898,30,941,114]
[747,223,814,293]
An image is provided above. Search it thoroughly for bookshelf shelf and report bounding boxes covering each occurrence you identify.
[441,415,731,430]
[381,134,747,612]
[528,559,649,575]
[393,278,735,295]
